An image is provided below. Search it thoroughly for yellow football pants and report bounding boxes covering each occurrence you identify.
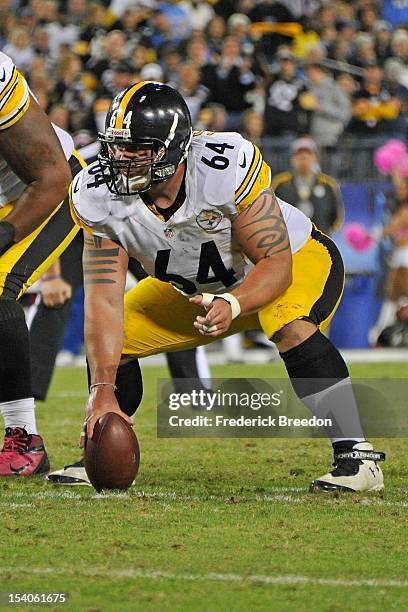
[122,227,345,357]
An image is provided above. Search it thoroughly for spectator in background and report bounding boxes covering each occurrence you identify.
[302,62,351,146]
[371,170,408,343]
[185,36,212,68]
[360,5,379,34]
[87,30,128,81]
[180,0,214,31]
[98,60,135,99]
[373,20,393,66]
[350,61,401,137]
[158,0,191,46]
[352,32,377,67]
[3,25,35,72]
[241,109,264,145]
[336,72,358,100]
[33,26,52,61]
[205,14,227,56]
[391,29,408,65]
[53,53,83,105]
[195,102,228,131]
[48,104,69,131]
[272,137,343,234]
[332,19,358,64]
[201,35,255,129]
[76,2,109,62]
[170,62,209,123]
[264,47,308,138]
[227,12,254,56]
[44,0,80,59]
[162,47,182,84]
[131,44,152,74]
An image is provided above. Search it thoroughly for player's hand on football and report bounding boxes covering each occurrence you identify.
[41,276,72,307]
[84,386,132,442]
[190,295,232,337]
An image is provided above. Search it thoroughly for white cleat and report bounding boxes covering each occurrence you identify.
[310,442,385,493]
[46,458,137,488]
[46,459,90,486]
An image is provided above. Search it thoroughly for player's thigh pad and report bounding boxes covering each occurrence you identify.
[258,227,345,339]
[123,277,258,357]
[0,151,86,299]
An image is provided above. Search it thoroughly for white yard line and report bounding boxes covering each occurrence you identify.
[1,566,407,588]
[2,489,407,507]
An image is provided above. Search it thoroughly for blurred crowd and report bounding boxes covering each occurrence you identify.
[1,0,406,149]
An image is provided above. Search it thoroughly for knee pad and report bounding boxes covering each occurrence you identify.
[280,330,349,398]
[115,359,143,417]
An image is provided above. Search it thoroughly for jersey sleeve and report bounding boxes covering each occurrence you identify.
[234,138,271,213]
[68,165,112,236]
[0,53,30,130]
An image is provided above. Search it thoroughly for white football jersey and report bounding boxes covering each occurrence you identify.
[0,52,74,207]
[71,131,312,295]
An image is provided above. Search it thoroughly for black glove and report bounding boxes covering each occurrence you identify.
[0,221,16,255]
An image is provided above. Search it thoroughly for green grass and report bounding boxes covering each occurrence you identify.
[0,362,407,611]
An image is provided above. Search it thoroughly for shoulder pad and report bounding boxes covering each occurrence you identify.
[0,52,30,130]
[70,162,112,229]
[0,52,17,95]
[190,131,247,207]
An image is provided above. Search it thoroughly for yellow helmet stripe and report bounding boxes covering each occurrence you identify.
[115,81,152,128]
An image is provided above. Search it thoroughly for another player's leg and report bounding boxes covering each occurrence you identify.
[0,298,49,475]
[0,152,85,476]
[29,233,84,401]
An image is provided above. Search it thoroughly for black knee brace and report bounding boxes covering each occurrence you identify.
[280,330,349,398]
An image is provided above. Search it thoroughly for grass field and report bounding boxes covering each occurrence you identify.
[1,361,407,611]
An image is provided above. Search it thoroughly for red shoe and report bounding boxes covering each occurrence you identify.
[0,427,50,476]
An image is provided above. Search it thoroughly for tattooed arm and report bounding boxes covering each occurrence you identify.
[0,97,71,241]
[83,232,131,438]
[230,188,292,314]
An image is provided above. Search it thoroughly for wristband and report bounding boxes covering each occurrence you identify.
[201,292,241,319]
[0,221,15,255]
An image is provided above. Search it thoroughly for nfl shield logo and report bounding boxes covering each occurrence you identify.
[196,210,223,232]
[164,227,175,239]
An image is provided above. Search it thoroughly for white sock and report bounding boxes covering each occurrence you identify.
[0,397,38,435]
[301,378,365,445]
[195,346,212,389]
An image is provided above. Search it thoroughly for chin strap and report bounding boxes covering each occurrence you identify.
[200,292,241,320]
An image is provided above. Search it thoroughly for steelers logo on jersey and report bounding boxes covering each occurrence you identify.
[196,209,223,232]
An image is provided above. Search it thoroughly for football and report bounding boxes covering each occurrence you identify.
[84,412,140,491]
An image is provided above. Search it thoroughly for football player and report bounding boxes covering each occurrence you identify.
[67,81,384,492]
[0,52,85,476]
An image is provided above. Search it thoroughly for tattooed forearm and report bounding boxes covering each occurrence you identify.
[235,189,290,259]
[83,235,120,285]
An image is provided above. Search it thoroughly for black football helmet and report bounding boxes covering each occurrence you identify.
[98,81,192,195]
